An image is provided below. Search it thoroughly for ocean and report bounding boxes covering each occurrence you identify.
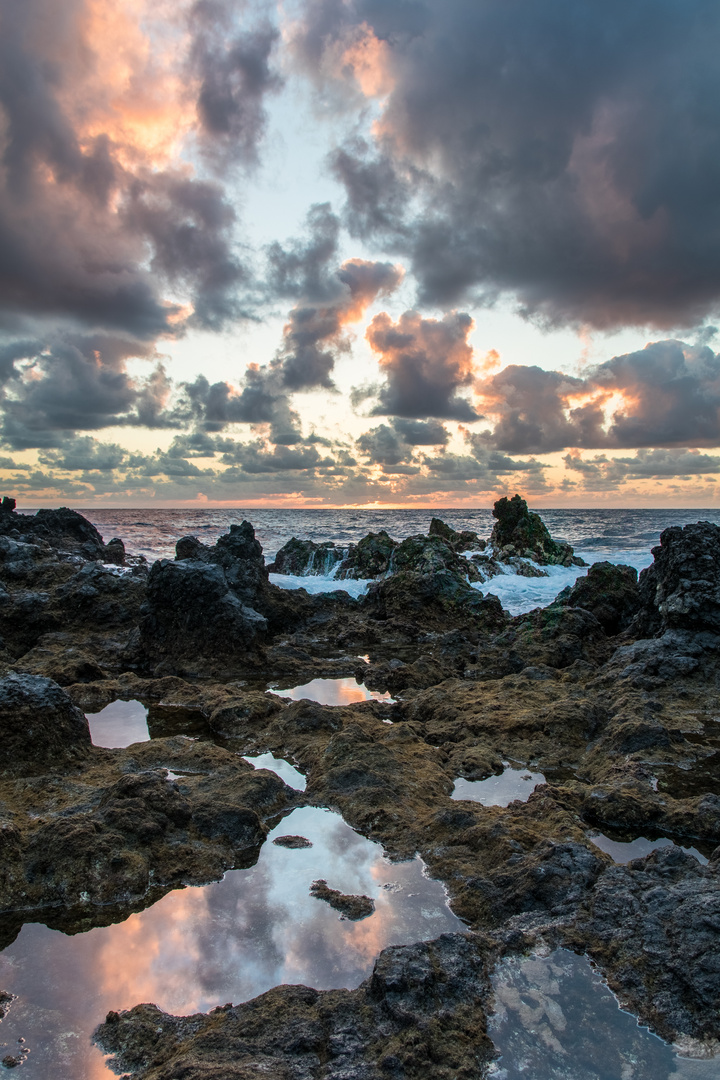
[82,507,720,616]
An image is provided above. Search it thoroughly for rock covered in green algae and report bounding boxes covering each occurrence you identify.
[490,493,585,566]
[309,878,375,919]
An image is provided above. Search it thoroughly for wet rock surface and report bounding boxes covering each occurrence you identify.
[0,496,719,1076]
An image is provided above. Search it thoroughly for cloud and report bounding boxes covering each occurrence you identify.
[364,310,479,420]
[268,204,403,391]
[190,1,282,169]
[0,0,273,339]
[565,447,720,489]
[0,335,159,449]
[291,0,720,328]
[479,339,720,452]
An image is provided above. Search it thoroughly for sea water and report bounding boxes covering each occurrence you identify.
[81,507,720,615]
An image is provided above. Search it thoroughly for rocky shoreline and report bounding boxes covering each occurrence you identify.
[0,495,718,1077]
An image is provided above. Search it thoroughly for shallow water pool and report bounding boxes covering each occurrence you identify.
[451,763,546,807]
[243,752,307,790]
[270,677,394,706]
[588,831,709,866]
[85,699,150,748]
[488,948,716,1079]
[0,807,463,1079]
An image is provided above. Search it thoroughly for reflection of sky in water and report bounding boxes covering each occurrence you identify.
[270,677,394,706]
[452,764,545,807]
[0,808,463,1079]
[588,832,709,866]
[488,948,716,1080]
[85,699,149,748]
[243,752,306,790]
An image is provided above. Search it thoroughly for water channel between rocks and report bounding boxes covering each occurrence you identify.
[0,808,463,1078]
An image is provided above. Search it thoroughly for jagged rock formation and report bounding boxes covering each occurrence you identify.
[490,494,585,567]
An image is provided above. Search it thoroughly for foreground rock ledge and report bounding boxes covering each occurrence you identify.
[0,500,719,1073]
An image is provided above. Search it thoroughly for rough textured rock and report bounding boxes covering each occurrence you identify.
[337,529,398,579]
[0,734,299,921]
[634,520,720,635]
[490,494,584,567]
[267,538,343,576]
[0,673,91,776]
[94,933,496,1080]
[139,558,268,676]
[556,560,641,634]
[429,517,485,553]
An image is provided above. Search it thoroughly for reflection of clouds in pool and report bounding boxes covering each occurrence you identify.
[270,678,393,706]
[0,808,462,1079]
[452,764,545,807]
[85,699,149,748]
[488,948,703,1080]
[243,752,306,790]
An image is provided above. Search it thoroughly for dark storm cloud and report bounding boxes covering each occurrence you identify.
[0,0,265,340]
[392,418,448,445]
[0,335,158,449]
[190,1,282,168]
[293,0,720,327]
[364,310,479,420]
[268,205,403,391]
[481,340,720,453]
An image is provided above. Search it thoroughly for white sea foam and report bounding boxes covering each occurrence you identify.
[268,571,372,599]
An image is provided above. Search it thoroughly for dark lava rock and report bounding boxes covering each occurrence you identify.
[273,834,313,848]
[139,558,268,675]
[0,500,107,560]
[310,879,375,920]
[429,517,485,553]
[0,673,91,776]
[94,933,495,1080]
[103,537,126,566]
[490,494,585,567]
[267,538,343,576]
[634,520,720,635]
[557,561,641,635]
[570,846,720,1042]
[337,529,398,579]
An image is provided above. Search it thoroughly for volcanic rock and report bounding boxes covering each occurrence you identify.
[0,673,91,776]
[490,494,585,566]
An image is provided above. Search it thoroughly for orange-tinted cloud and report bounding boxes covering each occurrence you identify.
[365,309,480,420]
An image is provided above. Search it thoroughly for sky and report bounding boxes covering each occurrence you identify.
[2,0,720,508]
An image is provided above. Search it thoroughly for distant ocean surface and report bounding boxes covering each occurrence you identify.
[82,507,720,616]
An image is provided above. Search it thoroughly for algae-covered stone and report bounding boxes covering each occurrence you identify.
[337,529,398,579]
[490,494,585,566]
[310,878,375,919]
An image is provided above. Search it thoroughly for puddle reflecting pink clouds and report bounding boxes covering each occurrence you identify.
[0,808,462,1079]
[270,678,393,706]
